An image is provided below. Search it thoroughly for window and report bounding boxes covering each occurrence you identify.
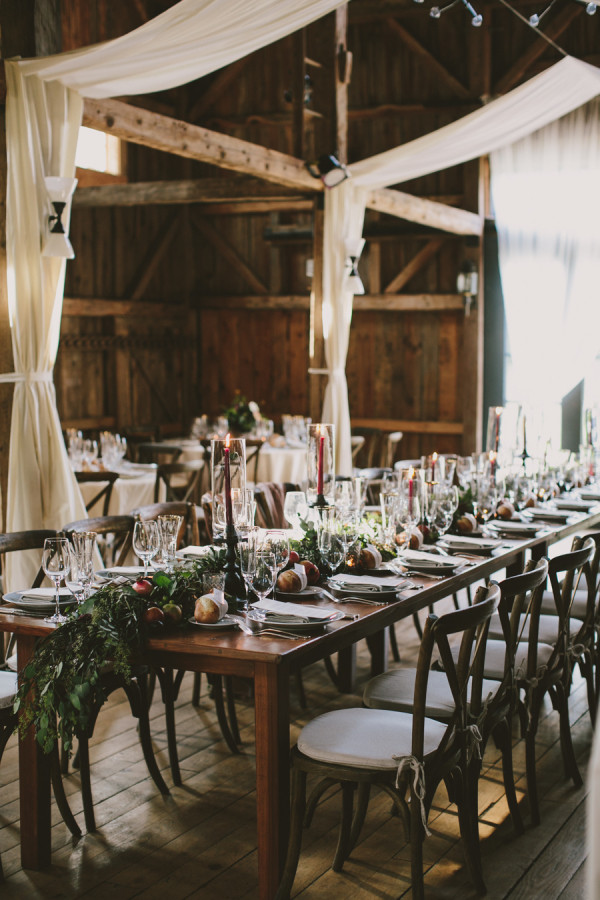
[75,127,124,182]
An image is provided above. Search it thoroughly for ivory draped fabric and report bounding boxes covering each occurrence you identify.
[3,0,345,588]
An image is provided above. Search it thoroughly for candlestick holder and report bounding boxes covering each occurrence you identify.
[211,436,247,540]
[307,423,335,507]
[223,523,248,610]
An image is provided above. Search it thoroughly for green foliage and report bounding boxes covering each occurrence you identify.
[15,551,227,756]
[223,392,256,434]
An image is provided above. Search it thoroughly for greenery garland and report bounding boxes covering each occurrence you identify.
[15,548,226,756]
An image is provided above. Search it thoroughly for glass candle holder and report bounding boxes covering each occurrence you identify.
[306,423,335,507]
[211,436,247,529]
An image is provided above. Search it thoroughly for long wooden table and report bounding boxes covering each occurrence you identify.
[3,509,600,899]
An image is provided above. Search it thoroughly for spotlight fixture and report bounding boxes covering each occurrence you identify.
[306,154,350,188]
[457,261,479,315]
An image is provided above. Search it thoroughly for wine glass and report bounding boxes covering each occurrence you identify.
[157,515,183,572]
[261,530,290,574]
[283,491,308,530]
[249,550,277,618]
[70,531,97,601]
[42,537,71,624]
[473,476,498,525]
[236,527,259,610]
[132,520,159,579]
[318,526,345,574]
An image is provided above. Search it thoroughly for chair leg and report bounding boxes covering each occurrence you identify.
[305,777,338,828]
[553,680,583,788]
[192,672,202,707]
[208,674,240,754]
[224,676,241,745]
[456,764,486,895]
[493,718,524,835]
[77,736,97,833]
[388,625,401,662]
[130,677,171,796]
[294,667,307,709]
[409,770,426,900]
[412,612,423,640]
[323,656,339,690]
[348,782,371,854]
[161,666,182,787]
[332,782,355,872]
[580,653,597,728]
[50,745,82,838]
[275,765,307,900]
[524,690,543,826]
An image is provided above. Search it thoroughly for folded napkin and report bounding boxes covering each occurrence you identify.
[330,572,406,589]
[101,566,156,576]
[178,546,210,558]
[251,598,334,620]
[579,490,600,501]
[21,587,71,600]
[523,508,569,520]
[439,535,501,549]
[397,549,457,566]
[554,498,595,510]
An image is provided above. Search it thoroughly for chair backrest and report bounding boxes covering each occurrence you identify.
[546,535,596,656]
[62,516,136,567]
[137,442,183,466]
[385,431,404,469]
[351,427,384,469]
[155,459,204,503]
[351,435,365,463]
[412,583,500,760]
[0,530,58,589]
[121,427,158,461]
[75,470,119,516]
[254,482,300,529]
[201,491,214,543]
[245,438,265,484]
[130,501,200,548]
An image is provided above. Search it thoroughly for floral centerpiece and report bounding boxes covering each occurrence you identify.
[223,392,261,435]
[15,549,226,756]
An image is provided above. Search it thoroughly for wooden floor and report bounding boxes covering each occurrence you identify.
[0,601,594,899]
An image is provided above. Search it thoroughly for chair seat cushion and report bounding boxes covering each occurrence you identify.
[0,670,18,708]
[297,707,446,770]
[483,639,554,681]
[540,589,588,620]
[488,612,581,645]
[363,668,499,719]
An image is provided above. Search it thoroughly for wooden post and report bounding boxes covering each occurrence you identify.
[0,67,12,533]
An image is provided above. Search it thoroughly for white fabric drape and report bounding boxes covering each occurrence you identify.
[490,99,600,416]
[3,0,345,589]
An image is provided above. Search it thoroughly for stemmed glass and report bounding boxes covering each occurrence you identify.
[261,530,290,576]
[283,491,308,530]
[318,525,345,574]
[236,527,259,610]
[69,531,97,602]
[132,520,159,579]
[42,537,71,624]
[157,514,183,572]
[396,492,422,550]
[249,550,277,618]
[473,476,498,525]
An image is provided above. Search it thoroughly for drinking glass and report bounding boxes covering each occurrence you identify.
[237,527,259,609]
[318,526,345,573]
[132,520,159,578]
[249,551,277,617]
[473,476,498,524]
[261,530,290,573]
[42,537,71,624]
[157,514,183,572]
[396,493,422,550]
[71,531,97,599]
[283,491,308,529]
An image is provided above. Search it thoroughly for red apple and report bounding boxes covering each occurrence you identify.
[143,606,165,625]
[300,559,320,585]
[163,602,183,625]
[133,579,153,597]
[288,550,300,565]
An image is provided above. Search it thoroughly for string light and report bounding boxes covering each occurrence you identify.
[417,0,483,26]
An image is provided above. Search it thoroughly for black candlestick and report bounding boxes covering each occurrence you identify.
[223,522,247,610]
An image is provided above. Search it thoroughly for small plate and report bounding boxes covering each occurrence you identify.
[522,508,570,523]
[246,609,343,632]
[327,579,400,598]
[398,561,458,576]
[187,615,237,630]
[275,584,323,599]
[488,520,540,534]
[438,536,500,552]
[553,498,597,512]
[3,590,74,612]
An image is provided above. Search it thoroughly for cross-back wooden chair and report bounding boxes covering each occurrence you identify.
[275,583,500,900]
[245,438,265,484]
[62,515,135,569]
[350,435,365,465]
[130,500,200,548]
[154,459,204,503]
[253,482,300,529]
[384,430,404,468]
[137,442,183,465]
[75,470,119,516]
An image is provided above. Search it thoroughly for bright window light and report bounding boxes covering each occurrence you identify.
[76,127,121,175]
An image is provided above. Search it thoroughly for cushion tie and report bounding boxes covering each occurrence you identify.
[393,754,431,836]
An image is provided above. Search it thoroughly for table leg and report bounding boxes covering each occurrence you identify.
[17,634,52,869]
[506,550,526,578]
[336,645,357,693]
[254,660,290,899]
[366,628,389,678]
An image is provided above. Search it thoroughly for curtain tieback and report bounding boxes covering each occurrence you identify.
[307,367,346,376]
[0,372,53,383]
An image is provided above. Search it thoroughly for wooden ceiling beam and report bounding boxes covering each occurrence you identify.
[494,5,582,94]
[386,17,473,101]
[73,177,309,208]
[81,98,482,235]
[383,237,447,293]
[187,57,251,123]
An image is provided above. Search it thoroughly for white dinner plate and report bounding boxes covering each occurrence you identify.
[3,590,74,612]
[553,498,597,512]
[187,615,237,630]
[246,609,343,632]
[438,535,500,552]
[487,520,540,536]
[398,560,458,576]
[275,584,323,599]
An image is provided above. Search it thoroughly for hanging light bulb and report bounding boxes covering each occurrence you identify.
[586,0,597,12]
[430,6,441,16]
[428,0,482,24]
[529,12,540,23]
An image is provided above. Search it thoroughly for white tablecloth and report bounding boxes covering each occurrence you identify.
[79,472,159,517]
[176,440,306,487]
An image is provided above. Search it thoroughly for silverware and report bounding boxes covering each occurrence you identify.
[319,587,386,606]
[0,607,49,618]
[403,570,449,581]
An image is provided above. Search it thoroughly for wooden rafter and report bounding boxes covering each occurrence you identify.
[386,17,473,101]
[383,237,447,293]
[188,58,251,122]
[127,213,179,300]
[73,177,308,208]
[494,5,582,94]
[82,98,482,236]
[192,217,268,294]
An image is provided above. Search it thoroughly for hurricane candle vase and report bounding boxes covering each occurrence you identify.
[306,423,335,507]
[211,436,247,607]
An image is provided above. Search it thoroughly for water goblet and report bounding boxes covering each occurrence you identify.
[261,530,290,574]
[133,520,159,579]
[249,550,277,618]
[318,526,345,574]
[283,491,308,530]
[71,531,97,600]
[42,537,71,624]
[236,527,259,609]
[157,514,183,572]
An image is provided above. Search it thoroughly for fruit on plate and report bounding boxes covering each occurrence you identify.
[402,527,424,550]
[496,500,515,520]
[143,606,165,625]
[288,550,300,565]
[456,513,478,534]
[194,593,228,624]
[300,559,320,585]
[163,602,183,625]
[523,493,537,509]
[359,545,383,569]
[133,579,153,597]
[277,569,303,593]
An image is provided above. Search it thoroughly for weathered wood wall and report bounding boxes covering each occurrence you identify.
[54,0,599,460]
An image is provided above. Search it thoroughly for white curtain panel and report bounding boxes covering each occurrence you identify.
[322,182,367,474]
[490,99,600,411]
[3,0,344,588]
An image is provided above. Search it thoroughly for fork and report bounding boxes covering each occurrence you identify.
[319,587,386,606]
[228,615,305,640]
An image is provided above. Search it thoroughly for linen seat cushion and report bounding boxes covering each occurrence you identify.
[482,639,554,681]
[363,668,500,718]
[539,589,587,620]
[297,708,446,769]
[487,612,581,645]
[0,670,18,708]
